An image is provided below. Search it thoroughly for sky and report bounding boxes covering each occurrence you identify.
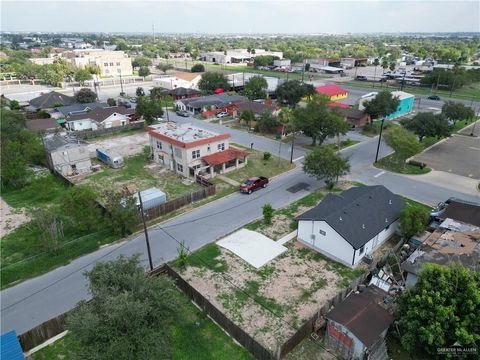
[1,1,479,34]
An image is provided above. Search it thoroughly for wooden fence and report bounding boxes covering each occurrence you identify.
[19,312,70,352]
[164,264,277,360]
[144,185,216,220]
[74,121,145,139]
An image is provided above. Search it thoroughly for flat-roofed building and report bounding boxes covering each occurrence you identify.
[148,122,248,178]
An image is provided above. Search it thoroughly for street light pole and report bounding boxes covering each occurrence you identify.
[374,118,386,163]
[119,69,124,95]
[138,191,154,271]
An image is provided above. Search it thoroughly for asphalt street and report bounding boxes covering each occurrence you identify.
[2,123,479,334]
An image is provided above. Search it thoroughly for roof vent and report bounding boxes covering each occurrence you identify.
[385,218,388,223]
[389,199,392,205]
[362,224,365,229]
[339,216,343,221]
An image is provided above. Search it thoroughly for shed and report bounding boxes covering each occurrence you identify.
[1,331,25,360]
[315,84,348,101]
[134,188,166,210]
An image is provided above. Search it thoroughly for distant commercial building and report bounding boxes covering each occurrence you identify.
[30,49,133,77]
[153,72,202,90]
[358,91,415,119]
[200,49,283,64]
[43,133,91,176]
[148,122,248,178]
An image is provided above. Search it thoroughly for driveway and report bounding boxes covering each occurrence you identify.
[412,135,480,179]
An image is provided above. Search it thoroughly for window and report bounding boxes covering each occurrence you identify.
[207,145,211,152]
[319,229,326,236]
[177,164,184,173]
[156,141,162,149]
[104,62,108,67]
[116,62,121,66]
[117,68,121,74]
[110,62,114,66]
[359,246,365,255]
[174,148,182,158]
[192,149,200,159]
[157,154,164,162]
[217,143,225,151]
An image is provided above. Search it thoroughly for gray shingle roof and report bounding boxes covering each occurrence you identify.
[297,186,405,249]
[29,91,76,109]
[66,106,134,123]
[179,93,245,108]
[50,102,108,117]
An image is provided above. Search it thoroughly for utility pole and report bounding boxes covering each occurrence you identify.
[290,132,295,163]
[301,59,305,83]
[374,118,386,163]
[119,69,124,95]
[138,191,154,271]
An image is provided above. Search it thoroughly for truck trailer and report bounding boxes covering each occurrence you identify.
[96,148,124,169]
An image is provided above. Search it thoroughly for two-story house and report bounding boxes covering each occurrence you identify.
[148,123,248,178]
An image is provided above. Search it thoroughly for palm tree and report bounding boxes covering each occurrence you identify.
[372,58,380,87]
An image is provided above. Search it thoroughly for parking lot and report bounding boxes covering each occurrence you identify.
[412,134,480,179]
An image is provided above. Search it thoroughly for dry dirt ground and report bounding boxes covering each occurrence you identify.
[86,132,149,157]
[176,239,364,353]
[0,198,30,238]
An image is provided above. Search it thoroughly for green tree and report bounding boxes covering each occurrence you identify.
[398,205,430,239]
[303,146,350,188]
[381,59,389,73]
[363,90,400,120]
[275,80,316,108]
[190,63,205,73]
[31,208,64,254]
[253,55,277,68]
[442,101,475,125]
[107,98,116,106]
[138,66,150,78]
[149,87,167,101]
[262,203,274,225]
[156,63,173,74]
[389,62,396,72]
[136,96,164,125]
[397,264,480,357]
[74,88,98,103]
[198,72,230,94]
[383,127,423,166]
[402,112,451,141]
[61,185,104,232]
[74,68,92,85]
[102,188,140,237]
[257,113,279,133]
[136,87,145,97]
[115,38,129,51]
[244,75,268,100]
[132,56,152,70]
[240,109,255,129]
[293,95,349,145]
[67,255,179,360]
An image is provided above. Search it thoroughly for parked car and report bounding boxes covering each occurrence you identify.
[176,110,190,117]
[355,75,368,81]
[216,111,229,118]
[240,176,269,194]
[427,95,441,100]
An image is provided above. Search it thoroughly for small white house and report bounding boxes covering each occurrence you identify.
[296,186,405,268]
[65,106,134,131]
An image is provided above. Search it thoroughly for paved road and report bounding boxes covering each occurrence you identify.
[2,126,480,335]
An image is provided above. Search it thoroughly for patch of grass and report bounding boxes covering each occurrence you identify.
[172,243,228,273]
[401,196,432,213]
[224,145,295,184]
[84,150,200,200]
[375,154,431,175]
[302,139,361,151]
[255,265,276,280]
[33,281,254,360]
[2,174,68,209]
[452,117,478,133]
[300,278,327,301]
[361,120,400,137]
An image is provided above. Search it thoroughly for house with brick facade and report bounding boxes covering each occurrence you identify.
[148,123,248,178]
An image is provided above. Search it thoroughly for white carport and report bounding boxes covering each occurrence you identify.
[217,229,287,268]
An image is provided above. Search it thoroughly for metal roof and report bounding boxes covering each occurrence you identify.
[1,331,25,360]
[297,186,405,249]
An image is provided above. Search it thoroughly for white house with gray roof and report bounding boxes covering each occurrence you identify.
[296,186,405,267]
[175,94,245,115]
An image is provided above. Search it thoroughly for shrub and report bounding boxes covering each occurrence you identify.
[263,152,272,161]
[191,63,205,73]
[262,203,274,225]
[107,98,116,106]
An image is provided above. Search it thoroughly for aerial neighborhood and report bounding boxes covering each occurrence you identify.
[1,2,480,359]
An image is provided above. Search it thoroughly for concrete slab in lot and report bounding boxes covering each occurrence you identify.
[217,229,287,268]
[413,135,480,179]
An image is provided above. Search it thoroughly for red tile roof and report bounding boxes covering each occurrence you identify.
[328,102,350,108]
[202,148,249,165]
[315,84,348,97]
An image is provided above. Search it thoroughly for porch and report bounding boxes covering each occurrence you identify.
[194,148,249,178]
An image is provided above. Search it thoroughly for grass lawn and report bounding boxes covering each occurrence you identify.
[302,139,361,151]
[79,125,145,141]
[452,117,478,133]
[374,154,431,175]
[224,144,295,183]
[361,120,400,137]
[32,278,254,360]
[82,151,201,201]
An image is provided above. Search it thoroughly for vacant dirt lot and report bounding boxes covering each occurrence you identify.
[174,238,365,353]
[0,198,30,238]
[87,132,149,157]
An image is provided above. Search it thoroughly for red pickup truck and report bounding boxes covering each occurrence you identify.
[240,176,269,194]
